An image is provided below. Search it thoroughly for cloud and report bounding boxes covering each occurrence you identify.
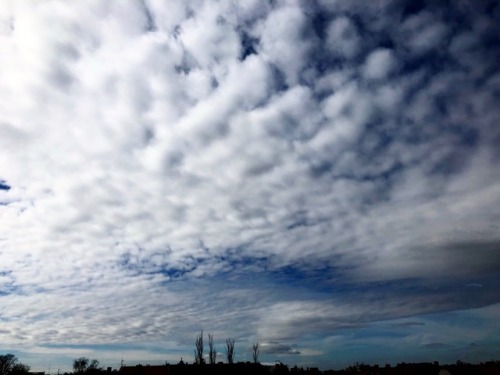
[0,0,499,369]
[260,342,300,355]
[391,322,425,328]
[258,4,313,86]
[326,16,362,61]
[400,10,449,56]
[422,343,448,349]
[363,48,397,80]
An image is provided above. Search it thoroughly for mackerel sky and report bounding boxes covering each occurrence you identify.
[1,0,500,371]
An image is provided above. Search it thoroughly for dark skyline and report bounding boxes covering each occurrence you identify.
[0,0,499,372]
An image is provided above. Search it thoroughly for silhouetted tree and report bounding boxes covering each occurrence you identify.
[194,330,204,365]
[10,364,30,375]
[0,355,30,375]
[88,360,99,370]
[208,334,217,364]
[225,338,235,364]
[0,354,17,375]
[73,358,89,373]
[252,342,260,363]
[87,360,101,375]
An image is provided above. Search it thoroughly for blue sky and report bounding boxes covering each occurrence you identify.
[0,0,500,371]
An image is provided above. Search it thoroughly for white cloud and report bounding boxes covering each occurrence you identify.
[326,16,361,60]
[258,4,313,85]
[363,48,397,80]
[178,2,240,69]
[0,0,499,369]
[400,11,449,55]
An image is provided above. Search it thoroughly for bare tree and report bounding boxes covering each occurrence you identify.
[0,355,29,375]
[225,338,235,364]
[208,334,217,364]
[73,358,89,374]
[88,360,99,370]
[0,354,17,375]
[11,364,30,375]
[194,330,204,365]
[252,342,260,364]
[87,360,100,375]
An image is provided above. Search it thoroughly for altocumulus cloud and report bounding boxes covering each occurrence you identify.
[1,0,500,370]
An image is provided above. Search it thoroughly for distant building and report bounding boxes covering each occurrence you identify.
[119,363,270,375]
[119,366,168,375]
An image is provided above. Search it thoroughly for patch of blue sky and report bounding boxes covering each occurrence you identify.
[267,266,418,295]
[0,180,10,190]
[417,308,498,333]
[311,306,500,367]
[238,31,258,61]
[347,328,408,341]
[316,314,492,368]
[0,278,17,297]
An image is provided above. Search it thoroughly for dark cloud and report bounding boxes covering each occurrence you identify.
[261,342,301,355]
[391,321,426,327]
[422,342,448,349]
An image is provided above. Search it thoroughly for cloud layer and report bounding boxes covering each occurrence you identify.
[1,0,499,370]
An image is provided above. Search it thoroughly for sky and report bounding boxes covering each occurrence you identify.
[0,0,500,371]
